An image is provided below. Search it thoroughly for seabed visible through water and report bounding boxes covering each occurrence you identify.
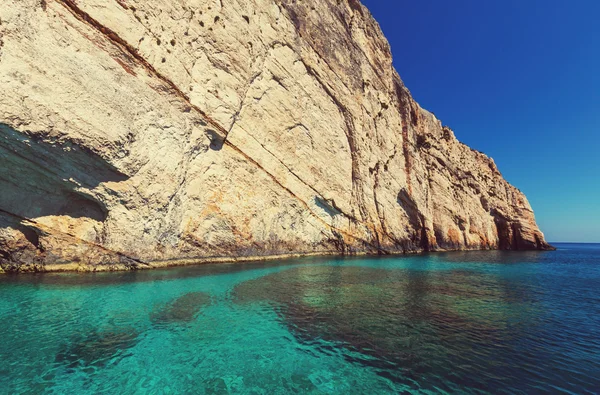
[1,244,599,394]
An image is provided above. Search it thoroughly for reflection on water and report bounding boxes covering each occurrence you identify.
[431,249,550,264]
[0,244,599,394]
[0,256,350,290]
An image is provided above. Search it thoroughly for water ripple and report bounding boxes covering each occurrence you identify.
[0,244,599,393]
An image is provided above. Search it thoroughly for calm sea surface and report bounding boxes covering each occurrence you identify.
[1,243,599,394]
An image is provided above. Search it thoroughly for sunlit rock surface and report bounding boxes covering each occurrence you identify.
[0,0,551,272]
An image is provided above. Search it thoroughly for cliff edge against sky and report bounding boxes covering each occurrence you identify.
[0,0,552,272]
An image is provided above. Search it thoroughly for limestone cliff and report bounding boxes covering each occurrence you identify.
[0,0,552,272]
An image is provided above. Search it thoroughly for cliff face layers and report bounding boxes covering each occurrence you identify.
[0,0,551,272]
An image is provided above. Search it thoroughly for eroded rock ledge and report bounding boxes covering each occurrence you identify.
[0,0,552,273]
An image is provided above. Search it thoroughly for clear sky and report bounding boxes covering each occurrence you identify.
[361,0,600,243]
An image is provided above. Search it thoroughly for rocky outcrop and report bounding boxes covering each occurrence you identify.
[0,0,552,272]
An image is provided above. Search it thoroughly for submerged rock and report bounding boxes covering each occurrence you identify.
[233,265,537,385]
[55,327,140,369]
[150,292,211,326]
[0,0,552,272]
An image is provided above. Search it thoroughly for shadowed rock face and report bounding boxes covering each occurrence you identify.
[0,124,140,272]
[0,0,552,272]
[0,124,128,220]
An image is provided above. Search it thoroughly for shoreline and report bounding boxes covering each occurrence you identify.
[0,245,556,275]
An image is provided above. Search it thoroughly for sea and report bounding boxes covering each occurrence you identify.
[0,243,598,394]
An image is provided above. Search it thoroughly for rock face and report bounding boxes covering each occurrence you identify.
[0,0,552,272]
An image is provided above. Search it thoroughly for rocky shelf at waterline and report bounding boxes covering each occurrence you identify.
[0,0,552,273]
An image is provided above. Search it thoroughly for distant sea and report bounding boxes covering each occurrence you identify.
[1,243,598,394]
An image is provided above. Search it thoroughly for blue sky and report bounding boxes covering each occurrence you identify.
[361,0,600,243]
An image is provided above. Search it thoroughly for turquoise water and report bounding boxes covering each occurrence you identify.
[1,244,599,394]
